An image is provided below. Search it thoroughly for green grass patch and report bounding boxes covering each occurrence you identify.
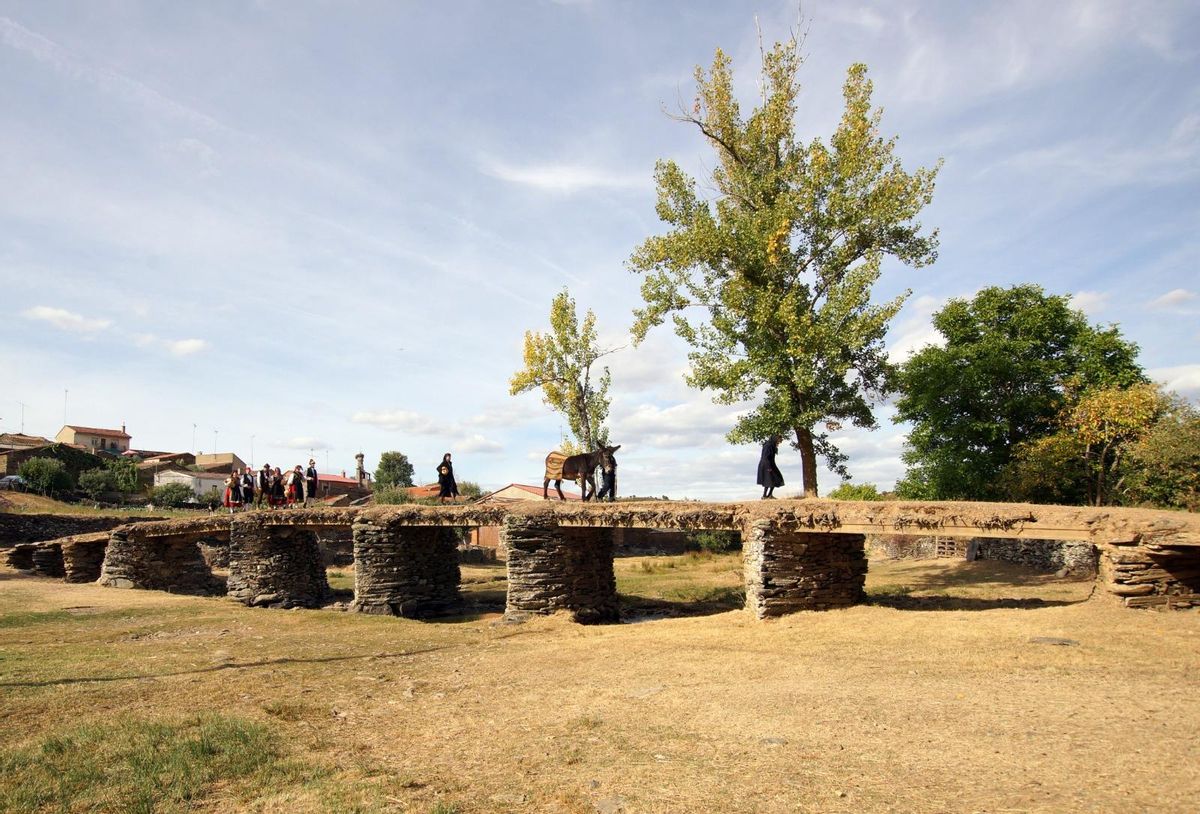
[0,713,317,813]
[0,610,73,629]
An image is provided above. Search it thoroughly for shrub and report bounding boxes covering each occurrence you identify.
[688,530,741,553]
[17,457,74,497]
[151,482,197,508]
[826,482,883,501]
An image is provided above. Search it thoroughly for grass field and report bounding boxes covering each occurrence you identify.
[1,553,1197,813]
[0,492,199,518]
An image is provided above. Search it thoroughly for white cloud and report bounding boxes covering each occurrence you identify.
[482,159,647,194]
[612,398,748,450]
[886,295,946,362]
[1149,364,1200,398]
[21,305,112,333]
[456,434,504,454]
[1148,288,1197,310]
[351,409,441,434]
[1071,290,1109,317]
[165,338,209,356]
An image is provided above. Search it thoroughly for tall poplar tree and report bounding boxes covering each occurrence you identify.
[510,289,614,451]
[629,37,940,496]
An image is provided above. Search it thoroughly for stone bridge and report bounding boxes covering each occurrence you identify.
[13,500,1200,620]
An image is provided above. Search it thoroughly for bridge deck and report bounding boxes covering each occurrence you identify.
[106,499,1199,546]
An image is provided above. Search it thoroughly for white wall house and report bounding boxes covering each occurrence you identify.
[153,468,226,499]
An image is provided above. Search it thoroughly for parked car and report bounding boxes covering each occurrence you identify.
[0,474,29,491]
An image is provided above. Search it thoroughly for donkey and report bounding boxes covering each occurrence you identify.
[543,445,621,502]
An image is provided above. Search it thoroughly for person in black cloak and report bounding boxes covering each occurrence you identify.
[305,459,319,507]
[437,452,459,504]
[757,435,784,499]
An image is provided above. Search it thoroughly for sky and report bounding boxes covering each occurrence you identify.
[1,0,1198,499]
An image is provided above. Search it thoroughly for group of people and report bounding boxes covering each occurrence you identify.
[223,459,319,511]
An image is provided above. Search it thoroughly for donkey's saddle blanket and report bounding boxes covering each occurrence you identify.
[544,451,568,481]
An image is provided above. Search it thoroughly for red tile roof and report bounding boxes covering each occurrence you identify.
[480,483,582,501]
[64,425,131,439]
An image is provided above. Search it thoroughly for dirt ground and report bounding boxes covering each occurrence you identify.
[1,555,1197,813]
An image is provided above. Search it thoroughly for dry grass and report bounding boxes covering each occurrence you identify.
[0,491,197,518]
[0,555,1197,813]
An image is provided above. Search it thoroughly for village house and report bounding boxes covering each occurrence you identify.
[55,424,131,454]
[193,452,248,473]
[153,467,226,500]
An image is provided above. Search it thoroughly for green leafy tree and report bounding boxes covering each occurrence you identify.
[510,288,614,451]
[826,482,883,501]
[150,482,196,507]
[1122,397,1200,510]
[17,457,74,497]
[78,468,117,501]
[894,285,1145,500]
[105,458,140,494]
[1005,384,1172,506]
[628,39,939,496]
[374,452,415,489]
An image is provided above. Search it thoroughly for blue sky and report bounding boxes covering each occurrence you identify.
[2,0,1197,499]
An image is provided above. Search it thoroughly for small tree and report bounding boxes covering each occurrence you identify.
[18,457,74,497]
[78,468,117,501]
[150,482,196,508]
[629,39,940,496]
[374,452,415,489]
[510,288,615,452]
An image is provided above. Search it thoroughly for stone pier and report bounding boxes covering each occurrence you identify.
[503,513,618,624]
[31,543,66,579]
[61,535,110,583]
[742,520,867,618]
[351,518,461,618]
[98,529,222,595]
[227,517,329,609]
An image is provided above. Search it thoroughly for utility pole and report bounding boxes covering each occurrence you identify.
[17,401,25,433]
[63,389,68,425]
[250,434,256,467]
[192,423,197,454]
[213,429,219,453]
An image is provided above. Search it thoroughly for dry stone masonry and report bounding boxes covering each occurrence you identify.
[60,533,110,582]
[98,527,223,595]
[743,521,867,617]
[1100,541,1200,609]
[227,515,330,609]
[31,542,65,579]
[502,512,619,623]
[351,517,462,617]
[974,537,1097,576]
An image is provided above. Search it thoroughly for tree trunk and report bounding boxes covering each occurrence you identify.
[793,425,819,498]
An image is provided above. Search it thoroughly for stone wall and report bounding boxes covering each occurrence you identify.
[5,543,36,570]
[1101,543,1200,610]
[0,513,165,546]
[974,537,1097,576]
[351,519,461,618]
[227,517,329,609]
[503,514,618,624]
[62,538,109,582]
[865,534,938,560]
[743,522,867,617]
[31,543,65,578]
[98,530,222,595]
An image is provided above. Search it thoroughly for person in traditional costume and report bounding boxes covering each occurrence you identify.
[305,459,319,507]
[258,464,272,509]
[757,435,784,499]
[437,453,458,504]
[223,472,241,513]
[241,466,256,510]
[271,467,285,507]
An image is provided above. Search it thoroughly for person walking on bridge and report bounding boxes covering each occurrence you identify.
[757,435,784,499]
[437,453,459,504]
[305,459,319,507]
